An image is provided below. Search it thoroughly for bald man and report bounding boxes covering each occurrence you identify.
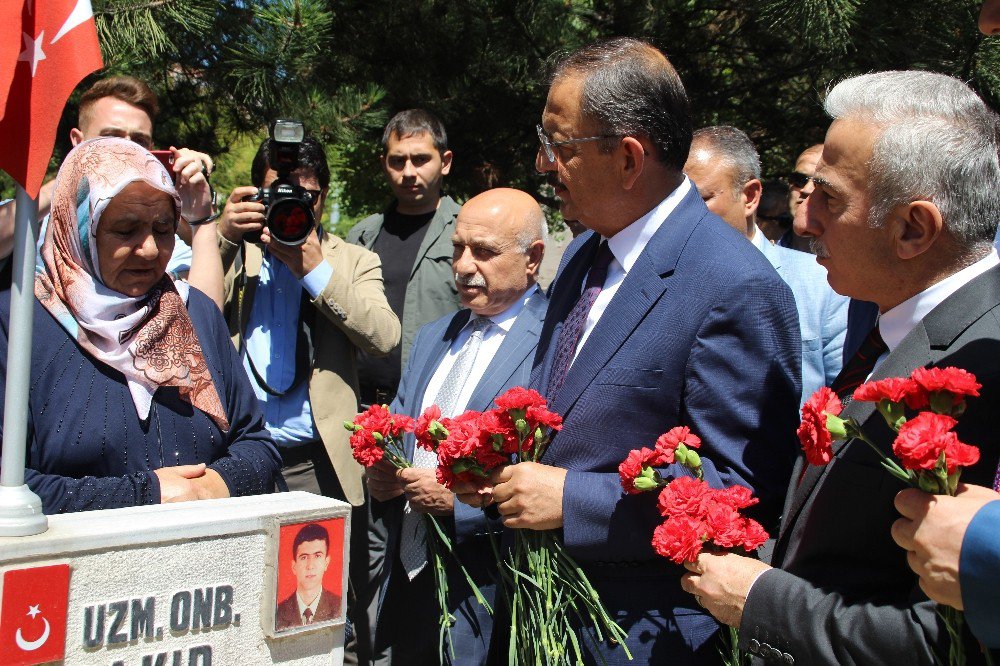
[367,188,548,664]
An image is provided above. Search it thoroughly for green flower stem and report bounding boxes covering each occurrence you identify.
[844,423,916,485]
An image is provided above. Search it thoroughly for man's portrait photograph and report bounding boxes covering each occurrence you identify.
[273,518,345,633]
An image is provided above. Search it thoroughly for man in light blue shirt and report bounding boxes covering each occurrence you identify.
[685,126,848,405]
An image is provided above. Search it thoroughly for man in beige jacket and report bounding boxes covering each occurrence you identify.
[218,132,399,664]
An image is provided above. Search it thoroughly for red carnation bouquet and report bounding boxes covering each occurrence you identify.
[798,367,984,665]
[344,405,491,659]
[618,426,768,665]
[424,387,631,665]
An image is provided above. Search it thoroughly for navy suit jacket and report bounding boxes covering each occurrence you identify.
[963,499,1000,648]
[377,288,547,663]
[530,185,802,664]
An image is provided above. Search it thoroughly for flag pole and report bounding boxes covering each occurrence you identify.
[0,184,46,536]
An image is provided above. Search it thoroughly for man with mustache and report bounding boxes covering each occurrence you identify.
[366,188,547,664]
[681,69,1000,665]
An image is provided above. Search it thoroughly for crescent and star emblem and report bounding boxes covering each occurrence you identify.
[15,604,51,651]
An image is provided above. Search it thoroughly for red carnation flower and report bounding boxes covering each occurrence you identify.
[907,367,982,411]
[704,503,746,549]
[526,404,563,432]
[657,476,713,519]
[892,412,959,471]
[349,430,384,468]
[654,426,702,464]
[715,484,759,511]
[797,387,843,466]
[495,386,547,412]
[853,377,917,405]
[415,405,443,452]
[740,518,769,551]
[652,516,706,564]
[618,447,667,494]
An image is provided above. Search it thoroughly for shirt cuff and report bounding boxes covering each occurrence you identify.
[300,260,333,300]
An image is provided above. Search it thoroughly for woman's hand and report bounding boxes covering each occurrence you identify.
[155,464,231,503]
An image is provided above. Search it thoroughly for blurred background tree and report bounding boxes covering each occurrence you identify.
[3,0,997,233]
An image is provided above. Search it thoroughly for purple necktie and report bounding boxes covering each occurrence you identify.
[546,241,614,400]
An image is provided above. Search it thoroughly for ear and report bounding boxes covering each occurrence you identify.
[893,200,943,260]
[525,239,544,277]
[742,179,763,218]
[619,137,646,191]
[439,150,454,176]
[69,128,84,146]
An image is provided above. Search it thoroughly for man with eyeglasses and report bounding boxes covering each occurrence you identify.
[779,144,824,253]
[455,38,802,665]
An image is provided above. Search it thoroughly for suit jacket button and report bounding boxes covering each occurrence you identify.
[749,639,760,654]
[782,653,794,665]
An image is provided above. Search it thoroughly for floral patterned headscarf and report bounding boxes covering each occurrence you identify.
[34,137,229,431]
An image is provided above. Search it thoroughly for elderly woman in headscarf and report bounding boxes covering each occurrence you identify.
[0,137,280,513]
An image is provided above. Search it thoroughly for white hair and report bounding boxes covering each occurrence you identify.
[824,71,1000,248]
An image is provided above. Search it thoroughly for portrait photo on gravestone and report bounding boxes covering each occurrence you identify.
[272,518,346,635]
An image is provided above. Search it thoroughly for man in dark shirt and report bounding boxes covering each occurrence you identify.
[346,109,463,665]
[347,109,463,407]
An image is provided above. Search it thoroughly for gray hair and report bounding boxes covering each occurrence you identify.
[824,71,1000,247]
[550,38,693,170]
[515,205,547,253]
[691,126,761,197]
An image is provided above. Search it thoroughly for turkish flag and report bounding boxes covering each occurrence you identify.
[0,0,103,198]
[0,564,71,666]
[0,3,23,115]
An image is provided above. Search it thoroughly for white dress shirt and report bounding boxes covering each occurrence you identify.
[420,284,539,417]
[295,590,323,624]
[573,178,693,360]
[875,249,1000,368]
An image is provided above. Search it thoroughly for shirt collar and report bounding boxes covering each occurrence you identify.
[296,590,322,618]
[750,225,766,251]
[469,283,538,334]
[880,249,1000,352]
[605,177,692,273]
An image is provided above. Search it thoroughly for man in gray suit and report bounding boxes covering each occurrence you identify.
[681,71,1000,664]
[684,125,848,405]
[366,188,547,664]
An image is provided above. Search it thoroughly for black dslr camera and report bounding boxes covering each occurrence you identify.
[245,119,317,246]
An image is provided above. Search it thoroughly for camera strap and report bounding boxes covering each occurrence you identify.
[237,245,315,398]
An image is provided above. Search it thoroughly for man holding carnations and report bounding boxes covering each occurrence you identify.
[681,70,1000,665]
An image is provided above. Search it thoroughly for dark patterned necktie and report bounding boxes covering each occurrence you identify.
[546,241,615,400]
[303,607,313,624]
[830,324,888,400]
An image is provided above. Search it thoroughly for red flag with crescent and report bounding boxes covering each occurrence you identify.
[0,564,71,665]
[0,0,103,198]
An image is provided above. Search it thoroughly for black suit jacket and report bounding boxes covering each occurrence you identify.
[742,265,1000,665]
[275,588,341,631]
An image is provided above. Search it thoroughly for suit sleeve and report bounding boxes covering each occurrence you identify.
[309,244,400,358]
[560,275,802,559]
[961,499,1000,648]
[741,567,940,665]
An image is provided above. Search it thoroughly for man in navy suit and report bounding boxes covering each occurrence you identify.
[684,125,848,405]
[366,188,548,664]
[456,39,801,664]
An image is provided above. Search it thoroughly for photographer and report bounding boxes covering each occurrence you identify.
[218,127,399,663]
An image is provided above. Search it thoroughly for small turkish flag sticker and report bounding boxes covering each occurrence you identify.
[0,564,71,666]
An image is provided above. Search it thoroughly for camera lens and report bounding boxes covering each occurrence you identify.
[268,199,313,245]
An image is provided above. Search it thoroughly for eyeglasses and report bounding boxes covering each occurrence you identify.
[536,125,622,163]
[757,212,793,226]
[787,172,818,189]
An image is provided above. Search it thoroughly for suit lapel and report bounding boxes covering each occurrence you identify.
[778,265,1000,543]
[547,187,702,421]
[466,290,546,412]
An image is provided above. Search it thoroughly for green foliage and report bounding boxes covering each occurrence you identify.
[6,0,998,218]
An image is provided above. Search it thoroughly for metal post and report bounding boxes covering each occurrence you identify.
[0,185,46,535]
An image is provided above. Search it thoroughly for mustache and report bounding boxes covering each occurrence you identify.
[809,238,830,258]
[455,272,487,288]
